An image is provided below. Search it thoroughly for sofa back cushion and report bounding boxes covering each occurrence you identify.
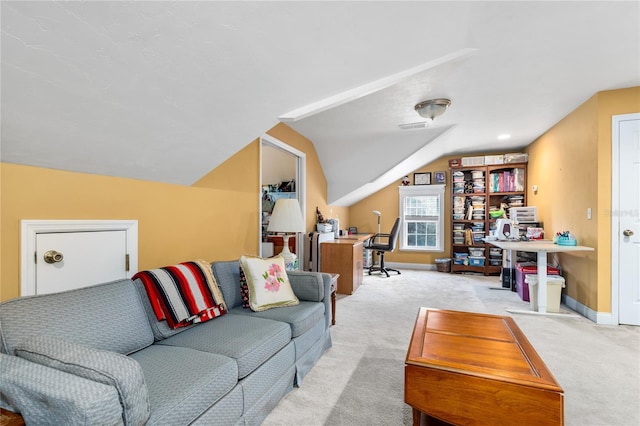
[0,279,154,355]
[211,261,243,309]
[133,278,193,340]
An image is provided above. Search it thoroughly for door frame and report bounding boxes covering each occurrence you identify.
[610,113,640,325]
[259,134,306,259]
[21,219,138,296]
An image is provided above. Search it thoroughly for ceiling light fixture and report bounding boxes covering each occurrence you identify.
[415,98,451,122]
[497,134,511,140]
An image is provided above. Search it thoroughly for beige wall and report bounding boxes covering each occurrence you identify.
[0,123,342,301]
[526,86,639,313]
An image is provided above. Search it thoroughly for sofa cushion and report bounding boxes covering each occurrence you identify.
[0,279,154,356]
[239,255,299,312]
[133,278,192,341]
[15,335,149,425]
[228,301,324,338]
[156,314,291,379]
[211,260,245,309]
[128,345,237,425]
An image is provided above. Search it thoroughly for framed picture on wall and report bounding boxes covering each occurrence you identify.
[434,171,446,184]
[414,172,431,185]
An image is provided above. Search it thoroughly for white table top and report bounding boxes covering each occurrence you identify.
[485,239,594,253]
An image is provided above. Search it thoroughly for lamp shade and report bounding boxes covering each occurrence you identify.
[267,199,305,234]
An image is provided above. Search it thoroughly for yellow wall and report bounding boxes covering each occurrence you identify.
[526,96,599,308]
[0,123,340,301]
[526,86,640,312]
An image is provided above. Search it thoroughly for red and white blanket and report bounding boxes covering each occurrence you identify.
[133,260,227,329]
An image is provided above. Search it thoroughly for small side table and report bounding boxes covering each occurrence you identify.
[0,409,25,426]
[329,273,339,326]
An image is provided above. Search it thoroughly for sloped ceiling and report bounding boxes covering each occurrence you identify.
[2,1,639,206]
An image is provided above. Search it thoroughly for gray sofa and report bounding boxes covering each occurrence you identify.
[0,260,333,425]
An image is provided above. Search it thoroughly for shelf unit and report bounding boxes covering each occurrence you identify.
[450,163,527,275]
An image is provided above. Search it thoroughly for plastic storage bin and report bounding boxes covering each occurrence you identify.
[525,275,565,313]
[515,263,560,302]
[468,256,485,266]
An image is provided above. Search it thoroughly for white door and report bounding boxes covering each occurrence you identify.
[35,230,128,295]
[616,115,640,326]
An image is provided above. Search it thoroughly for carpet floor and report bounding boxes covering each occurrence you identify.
[263,269,640,426]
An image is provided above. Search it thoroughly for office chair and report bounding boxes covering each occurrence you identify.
[367,217,401,277]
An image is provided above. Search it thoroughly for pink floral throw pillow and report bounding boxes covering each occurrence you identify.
[239,255,299,312]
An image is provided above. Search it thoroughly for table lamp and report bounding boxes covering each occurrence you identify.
[267,199,305,270]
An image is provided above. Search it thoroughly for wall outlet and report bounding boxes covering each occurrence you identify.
[587,208,592,220]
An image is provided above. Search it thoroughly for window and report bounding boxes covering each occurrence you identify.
[399,185,445,252]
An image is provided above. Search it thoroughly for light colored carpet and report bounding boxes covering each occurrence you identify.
[263,269,640,426]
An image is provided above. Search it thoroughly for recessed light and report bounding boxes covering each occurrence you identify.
[497,134,511,140]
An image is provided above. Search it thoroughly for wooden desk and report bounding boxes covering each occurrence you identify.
[405,308,564,426]
[321,234,372,295]
[485,239,594,314]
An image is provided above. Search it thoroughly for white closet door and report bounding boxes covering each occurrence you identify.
[35,230,128,295]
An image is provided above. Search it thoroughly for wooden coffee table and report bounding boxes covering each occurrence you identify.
[405,308,564,425]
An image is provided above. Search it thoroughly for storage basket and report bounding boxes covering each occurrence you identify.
[435,258,451,273]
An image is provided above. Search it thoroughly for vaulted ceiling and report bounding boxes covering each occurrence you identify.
[2,1,639,206]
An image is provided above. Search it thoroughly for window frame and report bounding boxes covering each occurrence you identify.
[398,184,445,252]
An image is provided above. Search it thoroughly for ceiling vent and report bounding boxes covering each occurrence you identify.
[398,121,429,130]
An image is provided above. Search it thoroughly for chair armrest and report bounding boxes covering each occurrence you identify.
[14,336,150,425]
[0,353,124,425]
[368,233,393,249]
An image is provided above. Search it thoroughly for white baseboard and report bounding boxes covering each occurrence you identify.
[562,295,617,325]
[384,262,436,271]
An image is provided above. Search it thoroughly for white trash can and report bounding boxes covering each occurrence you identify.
[525,274,565,313]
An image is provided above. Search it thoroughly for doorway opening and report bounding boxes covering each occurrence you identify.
[260,135,306,260]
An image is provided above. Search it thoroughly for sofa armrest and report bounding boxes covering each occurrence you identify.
[0,353,124,425]
[14,336,149,425]
[287,271,327,302]
[288,271,332,329]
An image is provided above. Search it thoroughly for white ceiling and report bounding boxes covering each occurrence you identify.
[2,1,639,206]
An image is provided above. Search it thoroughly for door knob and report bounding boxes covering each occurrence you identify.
[623,229,634,237]
[43,250,64,264]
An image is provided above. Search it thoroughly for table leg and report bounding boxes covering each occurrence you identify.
[331,290,336,325]
[413,408,421,426]
[537,251,548,313]
[412,408,452,426]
